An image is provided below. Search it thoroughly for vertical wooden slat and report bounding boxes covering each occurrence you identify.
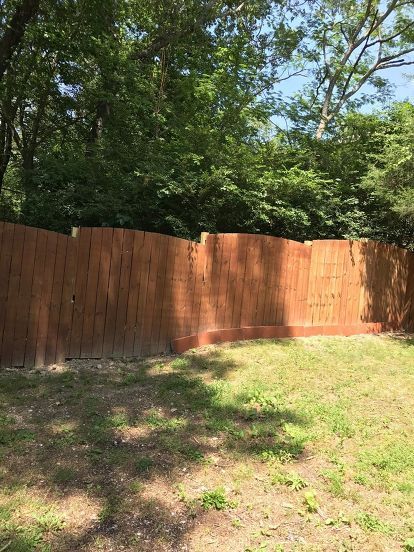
[139,233,162,356]
[330,241,343,326]
[92,228,113,359]
[232,235,249,329]
[215,235,232,329]
[35,231,58,367]
[0,223,15,367]
[275,240,289,326]
[123,230,145,356]
[133,232,153,356]
[182,240,198,339]
[249,235,264,327]
[263,237,280,325]
[1,225,25,367]
[70,227,92,358]
[198,234,214,333]
[157,236,177,348]
[12,227,37,366]
[283,242,298,325]
[45,233,68,365]
[24,229,48,367]
[222,235,238,329]
[80,228,103,358]
[240,236,256,327]
[190,242,205,335]
[102,228,124,357]
[56,235,78,363]
[113,229,134,357]
[149,235,169,355]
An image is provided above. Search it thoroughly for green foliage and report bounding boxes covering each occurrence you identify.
[356,512,393,534]
[200,488,236,511]
[303,491,319,513]
[0,0,412,250]
[272,471,308,491]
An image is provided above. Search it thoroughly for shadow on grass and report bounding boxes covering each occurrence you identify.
[0,350,307,551]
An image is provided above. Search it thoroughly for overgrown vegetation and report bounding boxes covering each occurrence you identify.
[1,1,414,247]
[0,335,413,550]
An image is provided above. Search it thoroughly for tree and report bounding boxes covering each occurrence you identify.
[0,0,40,82]
[303,0,414,139]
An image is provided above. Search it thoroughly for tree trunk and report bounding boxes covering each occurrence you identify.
[0,0,40,83]
[315,117,328,140]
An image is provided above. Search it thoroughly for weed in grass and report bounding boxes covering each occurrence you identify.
[171,358,190,370]
[120,372,143,386]
[404,538,414,551]
[0,428,35,446]
[322,468,345,497]
[356,512,393,534]
[232,518,243,528]
[53,429,77,448]
[180,445,204,462]
[129,480,143,493]
[303,491,319,513]
[272,471,308,490]
[53,467,76,485]
[135,456,154,474]
[107,412,129,429]
[200,488,236,511]
[98,497,120,524]
[145,411,185,431]
[260,447,298,464]
[34,509,65,532]
[325,512,351,527]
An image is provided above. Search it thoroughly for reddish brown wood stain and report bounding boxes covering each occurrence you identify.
[0,224,412,367]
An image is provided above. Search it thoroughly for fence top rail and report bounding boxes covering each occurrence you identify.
[0,221,412,255]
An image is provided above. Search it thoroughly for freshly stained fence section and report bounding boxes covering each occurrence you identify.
[0,223,412,367]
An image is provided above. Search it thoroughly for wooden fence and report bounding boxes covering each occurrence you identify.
[0,222,412,368]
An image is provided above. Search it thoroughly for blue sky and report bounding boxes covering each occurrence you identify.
[276,66,414,105]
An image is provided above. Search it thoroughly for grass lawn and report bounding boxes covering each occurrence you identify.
[0,335,414,552]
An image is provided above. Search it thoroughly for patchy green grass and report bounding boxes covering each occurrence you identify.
[0,335,413,551]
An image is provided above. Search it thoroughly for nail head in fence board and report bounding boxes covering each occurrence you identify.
[102,228,124,357]
[92,228,113,359]
[1,224,25,367]
[80,228,103,358]
[12,226,37,367]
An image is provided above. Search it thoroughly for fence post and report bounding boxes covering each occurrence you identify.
[304,240,313,247]
[200,232,209,245]
[71,227,80,238]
